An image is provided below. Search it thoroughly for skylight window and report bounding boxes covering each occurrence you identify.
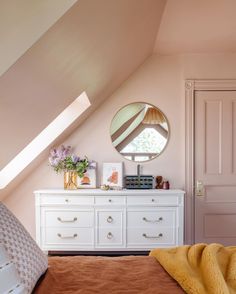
[0,91,91,189]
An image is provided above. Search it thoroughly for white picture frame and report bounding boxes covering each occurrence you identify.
[77,162,97,188]
[102,162,123,187]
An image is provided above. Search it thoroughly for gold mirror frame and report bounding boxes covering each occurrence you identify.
[110,102,170,162]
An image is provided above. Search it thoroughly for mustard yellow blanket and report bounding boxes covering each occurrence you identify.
[150,243,236,294]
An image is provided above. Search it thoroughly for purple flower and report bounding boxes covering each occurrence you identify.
[62,145,71,159]
[71,155,80,164]
[49,148,57,157]
[48,145,93,174]
[49,145,72,171]
[88,160,96,169]
[55,145,70,160]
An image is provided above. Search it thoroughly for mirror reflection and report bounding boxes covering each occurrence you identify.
[110,102,169,162]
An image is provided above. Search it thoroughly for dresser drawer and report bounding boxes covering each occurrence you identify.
[127,196,179,206]
[95,196,125,205]
[43,228,94,246]
[127,227,175,246]
[96,210,123,227]
[127,210,175,227]
[96,228,123,246]
[35,189,184,251]
[40,195,94,205]
[42,209,94,227]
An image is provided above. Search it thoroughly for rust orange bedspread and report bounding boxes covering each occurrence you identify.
[34,255,184,294]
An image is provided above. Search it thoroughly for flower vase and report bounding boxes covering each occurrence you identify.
[64,171,78,189]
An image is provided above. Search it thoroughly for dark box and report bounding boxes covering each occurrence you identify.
[124,175,153,189]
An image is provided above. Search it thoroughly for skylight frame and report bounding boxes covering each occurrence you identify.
[0,91,91,189]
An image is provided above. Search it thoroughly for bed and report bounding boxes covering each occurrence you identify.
[2,202,235,294]
[33,255,184,293]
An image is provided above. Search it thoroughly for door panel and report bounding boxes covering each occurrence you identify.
[205,186,236,203]
[204,214,236,237]
[205,100,222,174]
[195,91,236,245]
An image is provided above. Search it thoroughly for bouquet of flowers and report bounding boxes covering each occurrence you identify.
[48,145,90,178]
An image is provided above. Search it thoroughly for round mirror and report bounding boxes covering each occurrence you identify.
[110,102,169,162]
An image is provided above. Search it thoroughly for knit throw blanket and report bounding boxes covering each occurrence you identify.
[150,243,236,294]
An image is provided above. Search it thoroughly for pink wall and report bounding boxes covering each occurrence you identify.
[4,53,236,241]
[154,0,236,55]
[0,0,163,170]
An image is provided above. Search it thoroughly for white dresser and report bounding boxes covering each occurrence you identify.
[34,189,184,252]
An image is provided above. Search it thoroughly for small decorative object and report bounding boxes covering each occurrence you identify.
[100,184,110,191]
[163,180,170,190]
[77,162,97,188]
[155,176,163,189]
[48,145,93,190]
[102,162,123,188]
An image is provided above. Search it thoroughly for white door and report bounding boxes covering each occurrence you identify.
[195,91,236,245]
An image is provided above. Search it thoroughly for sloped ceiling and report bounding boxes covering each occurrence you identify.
[4,0,236,196]
[0,0,166,195]
[0,0,78,76]
[154,0,236,54]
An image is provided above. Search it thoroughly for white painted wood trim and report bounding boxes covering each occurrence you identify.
[34,188,184,195]
[194,79,236,91]
[185,79,236,244]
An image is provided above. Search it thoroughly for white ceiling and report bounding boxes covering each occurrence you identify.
[154,0,236,54]
[0,0,77,76]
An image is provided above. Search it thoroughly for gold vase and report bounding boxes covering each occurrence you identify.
[64,171,78,189]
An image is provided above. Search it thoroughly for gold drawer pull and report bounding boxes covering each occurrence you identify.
[107,216,113,223]
[107,232,113,239]
[142,217,163,223]
[142,233,163,239]
[57,217,78,223]
[57,233,78,239]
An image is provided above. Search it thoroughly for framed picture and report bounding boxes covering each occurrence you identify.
[77,162,97,188]
[102,162,123,187]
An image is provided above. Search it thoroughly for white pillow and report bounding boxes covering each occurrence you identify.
[0,203,47,293]
[0,242,26,294]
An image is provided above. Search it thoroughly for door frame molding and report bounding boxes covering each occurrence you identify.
[185,79,236,244]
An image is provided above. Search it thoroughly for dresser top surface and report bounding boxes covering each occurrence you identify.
[34,188,185,196]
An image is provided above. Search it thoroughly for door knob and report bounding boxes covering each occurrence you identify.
[196,180,204,196]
